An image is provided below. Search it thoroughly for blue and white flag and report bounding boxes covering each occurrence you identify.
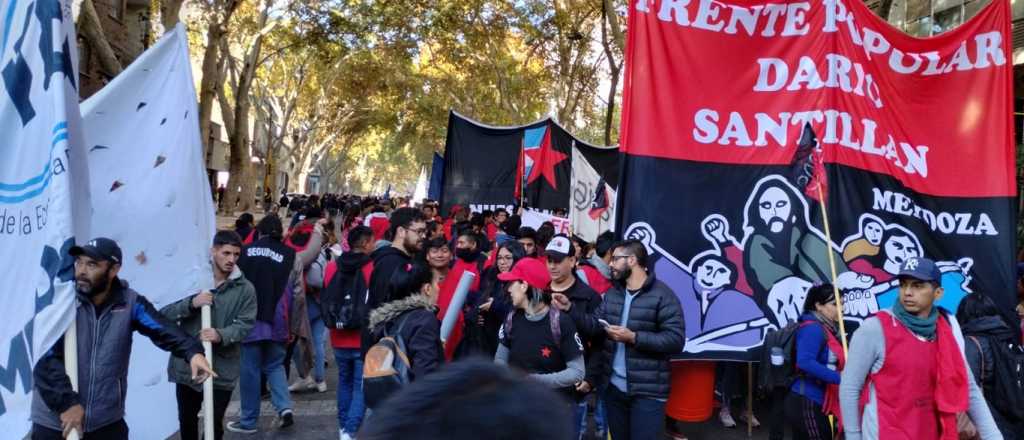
[0,0,91,436]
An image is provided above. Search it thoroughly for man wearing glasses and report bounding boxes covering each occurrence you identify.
[362,207,428,355]
[579,239,685,440]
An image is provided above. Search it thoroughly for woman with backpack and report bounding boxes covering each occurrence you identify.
[786,283,846,440]
[366,262,444,386]
[494,258,584,403]
[958,293,1023,439]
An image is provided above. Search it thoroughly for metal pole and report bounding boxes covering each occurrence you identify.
[202,305,215,440]
[64,321,80,440]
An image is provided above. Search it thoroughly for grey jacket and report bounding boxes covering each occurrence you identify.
[161,267,257,391]
[31,279,202,432]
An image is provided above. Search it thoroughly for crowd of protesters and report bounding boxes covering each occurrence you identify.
[28,191,1024,440]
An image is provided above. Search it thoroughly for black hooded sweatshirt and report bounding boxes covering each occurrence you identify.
[322,251,372,330]
[361,245,413,354]
[238,236,296,323]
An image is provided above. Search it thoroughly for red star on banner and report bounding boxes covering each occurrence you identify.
[525,128,567,189]
[540,346,552,358]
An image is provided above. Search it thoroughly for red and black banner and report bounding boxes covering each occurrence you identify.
[618,0,1016,360]
[440,111,618,213]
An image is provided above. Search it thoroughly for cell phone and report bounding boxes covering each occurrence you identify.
[598,319,611,328]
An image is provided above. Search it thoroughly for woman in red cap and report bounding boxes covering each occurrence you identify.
[494,258,585,403]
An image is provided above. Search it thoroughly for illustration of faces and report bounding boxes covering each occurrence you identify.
[696,257,732,290]
[883,232,921,275]
[864,219,884,246]
[758,187,791,234]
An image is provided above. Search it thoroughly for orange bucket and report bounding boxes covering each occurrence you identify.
[665,361,716,422]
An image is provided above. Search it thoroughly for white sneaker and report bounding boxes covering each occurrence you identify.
[316,381,328,393]
[340,431,354,440]
[289,376,314,392]
[738,411,761,428]
[719,407,737,428]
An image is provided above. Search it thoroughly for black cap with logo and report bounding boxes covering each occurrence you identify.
[69,237,123,265]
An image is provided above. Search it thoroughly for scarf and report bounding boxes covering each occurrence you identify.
[892,300,939,340]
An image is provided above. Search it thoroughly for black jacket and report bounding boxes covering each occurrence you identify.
[592,272,685,399]
[558,275,605,391]
[368,295,444,382]
[362,246,413,354]
[962,315,1023,440]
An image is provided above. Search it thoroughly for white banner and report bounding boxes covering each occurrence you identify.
[79,24,215,439]
[521,208,571,235]
[0,1,91,436]
[570,146,615,242]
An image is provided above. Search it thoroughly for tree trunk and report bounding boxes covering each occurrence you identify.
[160,0,185,33]
[197,1,241,167]
[601,0,622,146]
[78,0,123,77]
[225,0,274,214]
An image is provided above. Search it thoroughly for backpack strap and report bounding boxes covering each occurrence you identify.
[385,311,413,339]
[549,307,562,343]
[503,309,517,342]
[967,335,985,384]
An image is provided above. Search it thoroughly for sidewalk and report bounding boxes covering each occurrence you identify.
[167,357,773,440]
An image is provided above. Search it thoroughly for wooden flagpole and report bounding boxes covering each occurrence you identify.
[816,182,849,355]
[746,362,754,438]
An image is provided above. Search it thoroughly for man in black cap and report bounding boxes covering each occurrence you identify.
[546,234,605,440]
[31,237,215,440]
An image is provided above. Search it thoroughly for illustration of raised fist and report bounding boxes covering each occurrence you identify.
[701,215,729,245]
[624,222,657,255]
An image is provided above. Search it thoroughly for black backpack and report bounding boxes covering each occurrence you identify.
[757,321,805,392]
[976,336,1024,421]
[363,314,412,409]
[502,307,562,345]
[322,263,368,330]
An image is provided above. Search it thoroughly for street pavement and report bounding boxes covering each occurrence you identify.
[166,356,774,440]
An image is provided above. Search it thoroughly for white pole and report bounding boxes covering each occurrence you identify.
[64,320,80,440]
[201,305,215,440]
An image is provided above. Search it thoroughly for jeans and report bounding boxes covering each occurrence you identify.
[334,348,366,434]
[32,419,128,440]
[239,341,293,429]
[310,317,326,382]
[175,384,233,440]
[603,385,666,440]
[574,394,608,440]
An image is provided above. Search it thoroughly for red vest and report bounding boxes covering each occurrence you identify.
[865,311,960,440]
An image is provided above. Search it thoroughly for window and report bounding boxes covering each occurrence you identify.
[77,36,93,78]
[109,0,126,21]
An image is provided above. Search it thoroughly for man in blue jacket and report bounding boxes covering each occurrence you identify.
[31,238,215,440]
